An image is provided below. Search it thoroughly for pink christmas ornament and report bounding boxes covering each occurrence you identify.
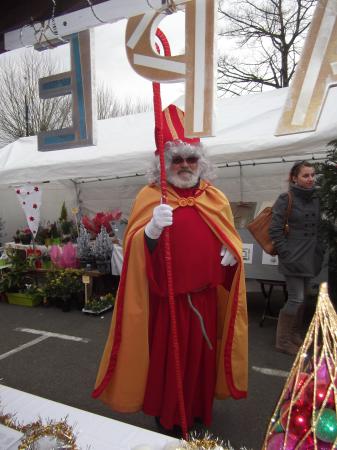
[266,432,297,450]
[317,358,332,384]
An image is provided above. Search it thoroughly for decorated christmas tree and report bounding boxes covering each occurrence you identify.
[77,223,93,267]
[263,283,337,449]
[93,226,112,260]
[316,141,337,305]
[93,226,113,273]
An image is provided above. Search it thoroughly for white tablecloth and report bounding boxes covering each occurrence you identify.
[111,244,123,276]
[4,242,49,255]
[0,385,178,450]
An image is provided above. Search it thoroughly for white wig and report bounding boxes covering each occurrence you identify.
[147,140,216,185]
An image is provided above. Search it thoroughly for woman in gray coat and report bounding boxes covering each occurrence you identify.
[269,161,324,355]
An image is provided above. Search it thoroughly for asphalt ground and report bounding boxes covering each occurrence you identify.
[0,289,317,449]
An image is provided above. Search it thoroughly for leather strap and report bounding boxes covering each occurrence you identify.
[284,191,293,235]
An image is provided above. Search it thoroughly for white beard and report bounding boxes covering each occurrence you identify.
[167,168,201,188]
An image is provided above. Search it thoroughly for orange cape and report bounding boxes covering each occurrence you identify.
[93,180,248,411]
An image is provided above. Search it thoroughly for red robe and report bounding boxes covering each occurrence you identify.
[143,186,233,428]
[93,180,248,428]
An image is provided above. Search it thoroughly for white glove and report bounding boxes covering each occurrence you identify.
[144,204,173,239]
[220,246,237,267]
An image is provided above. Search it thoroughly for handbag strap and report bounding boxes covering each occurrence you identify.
[284,191,293,235]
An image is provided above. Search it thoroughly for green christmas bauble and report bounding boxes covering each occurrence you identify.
[315,408,337,443]
[274,420,283,433]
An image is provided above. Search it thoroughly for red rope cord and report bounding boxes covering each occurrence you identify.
[153,28,188,439]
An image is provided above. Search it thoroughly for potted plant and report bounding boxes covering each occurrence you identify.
[81,209,122,238]
[59,202,75,243]
[48,221,61,245]
[77,224,95,269]
[83,292,115,315]
[43,268,84,312]
[41,253,52,270]
[93,226,113,273]
[35,223,52,246]
[13,228,32,245]
[0,248,41,307]
[26,247,43,269]
[49,242,78,269]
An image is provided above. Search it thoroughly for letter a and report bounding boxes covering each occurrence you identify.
[276,0,337,135]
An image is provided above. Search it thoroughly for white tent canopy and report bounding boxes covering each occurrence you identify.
[0,86,336,186]
[0,87,336,242]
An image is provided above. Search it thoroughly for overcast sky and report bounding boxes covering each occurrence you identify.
[51,12,187,107]
[0,9,236,108]
[94,14,186,105]
[0,11,186,107]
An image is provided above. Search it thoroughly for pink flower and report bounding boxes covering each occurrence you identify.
[49,243,79,268]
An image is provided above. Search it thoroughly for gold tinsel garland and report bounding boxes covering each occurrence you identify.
[0,406,78,449]
[178,431,225,449]
[177,431,251,450]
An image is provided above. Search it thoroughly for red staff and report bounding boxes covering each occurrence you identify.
[152,28,188,440]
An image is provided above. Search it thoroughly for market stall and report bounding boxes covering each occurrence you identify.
[0,86,336,243]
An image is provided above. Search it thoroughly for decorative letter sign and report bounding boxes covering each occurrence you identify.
[125,0,216,137]
[38,30,96,151]
[276,0,337,135]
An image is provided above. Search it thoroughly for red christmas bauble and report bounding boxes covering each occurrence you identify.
[297,433,314,449]
[286,372,310,402]
[303,381,335,409]
[280,400,312,439]
[297,436,334,450]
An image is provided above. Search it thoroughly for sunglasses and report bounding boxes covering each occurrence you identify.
[171,156,199,165]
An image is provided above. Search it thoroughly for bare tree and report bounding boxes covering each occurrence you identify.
[217,0,317,96]
[97,84,152,120]
[0,50,72,146]
[0,50,152,147]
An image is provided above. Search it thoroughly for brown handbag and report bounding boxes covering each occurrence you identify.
[246,192,292,256]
